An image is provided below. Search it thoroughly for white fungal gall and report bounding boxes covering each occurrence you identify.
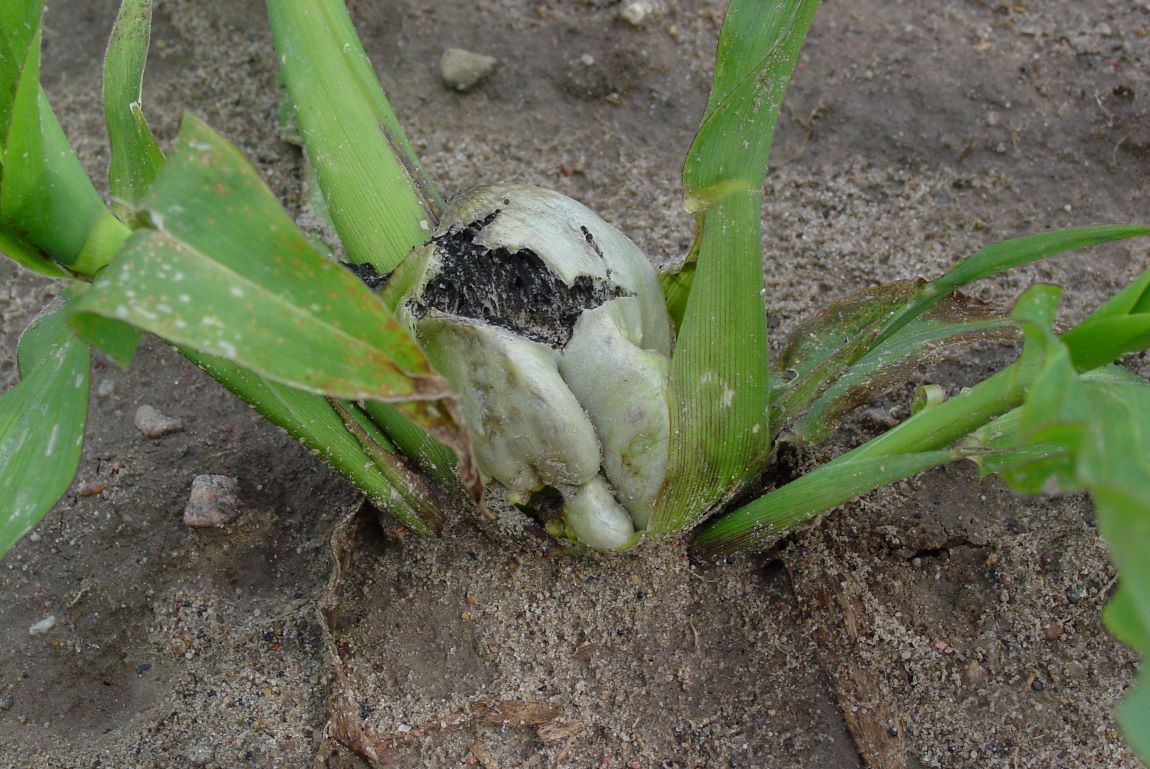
[396,184,674,550]
[418,317,601,495]
[559,300,669,530]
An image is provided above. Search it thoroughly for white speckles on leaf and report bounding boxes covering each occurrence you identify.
[44,425,59,457]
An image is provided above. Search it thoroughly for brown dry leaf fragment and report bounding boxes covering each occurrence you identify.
[469,740,500,769]
[787,534,908,769]
[473,699,563,726]
[537,718,585,743]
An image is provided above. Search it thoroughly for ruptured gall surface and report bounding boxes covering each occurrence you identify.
[409,210,629,349]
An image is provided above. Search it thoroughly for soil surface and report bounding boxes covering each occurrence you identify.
[3,1,1150,768]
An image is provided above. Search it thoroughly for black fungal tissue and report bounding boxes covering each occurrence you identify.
[409,210,629,348]
[342,261,391,290]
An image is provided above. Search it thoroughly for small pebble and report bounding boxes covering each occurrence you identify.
[28,616,57,636]
[962,659,989,688]
[1043,621,1063,641]
[77,480,105,497]
[96,379,116,397]
[134,405,184,438]
[0,693,13,711]
[439,48,498,92]
[1066,584,1086,604]
[1065,661,1087,680]
[183,475,240,528]
[619,0,658,27]
[1031,678,1045,692]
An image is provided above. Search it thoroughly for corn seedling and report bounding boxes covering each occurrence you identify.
[2,0,1149,759]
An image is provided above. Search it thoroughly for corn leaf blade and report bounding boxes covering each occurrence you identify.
[0,6,115,271]
[71,114,448,404]
[874,225,1150,350]
[692,449,956,556]
[0,288,90,558]
[267,0,441,273]
[0,228,68,278]
[654,192,772,531]
[651,0,819,533]
[969,306,1150,764]
[694,285,1064,556]
[0,0,41,150]
[773,281,1017,442]
[183,349,441,535]
[361,400,460,492]
[660,0,820,323]
[103,0,164,221]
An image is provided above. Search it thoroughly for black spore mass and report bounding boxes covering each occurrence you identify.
[409,210,629,348]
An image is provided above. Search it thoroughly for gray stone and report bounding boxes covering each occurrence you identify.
[134,405,184,438]
[440,48,498,92]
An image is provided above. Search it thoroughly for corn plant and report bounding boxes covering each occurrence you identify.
[2,0,1149,760]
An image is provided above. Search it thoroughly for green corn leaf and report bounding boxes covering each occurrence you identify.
[183,349,441,536]
[0,5,125,274]
[772,228,1150,440]
[1117,668,1150,763]
[681,0,819,200]
[659,262,693,331]
[792,320,1016,444]
[935,285,1150,764]
[1076,264,1150,322]
[874,225,1150,350]
[0,287,90,559]
[328,399,444,532]
[770,280,1016,440]
[695,285,1062,556]
[650,0,819,533]
[969,365,1135,484]
[0,0,41,141]
[1021,375,1150,761]
[661,0,819,325]
[103,0,164,221]
[653,191,772,532]
[692,449,956,556]
[267,0,441,273]
[361,400,460,492]
[71,114,449,404]
[1104,581,1150,652]
[0,228,68,278]
[1062,315,1150,372]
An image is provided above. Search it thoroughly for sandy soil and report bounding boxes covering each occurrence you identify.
[2,0,1149,767]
